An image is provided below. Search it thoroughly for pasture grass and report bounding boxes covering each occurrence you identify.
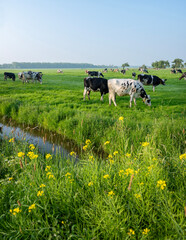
[0,68,185,239]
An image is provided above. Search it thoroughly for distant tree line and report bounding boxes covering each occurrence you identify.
[151,58,185,69]
[0,62,116,69]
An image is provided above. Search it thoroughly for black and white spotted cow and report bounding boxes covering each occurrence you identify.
[137,74,167,92]
[87,71,104,77]
[121,70,126,75]
[132,72,136,78]
[21,71,43,84]
[170,69,176,74]
[176,69,182,74]
[83,77,108,101]
[108,79,151,107]
[4,72,16,81]
[179,72,186,80]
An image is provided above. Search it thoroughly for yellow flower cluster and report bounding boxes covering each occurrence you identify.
[141,142,149,147]
[142,228,150,235]
[125,153,131,158]
[9,177,13,181]
[128,229,135,236]
[134,194,142,199]
[28,204,36,212]
[179,153,186,160]
[104,141,110,145]
[10,207,21,215]
[118,116,124,121]
[113,151,118,156]
[83,139,91,151]
[89,155,94,162]
[37,190,44,197]
[17,152,25,158]
[65,172,73,183]
[103,174,110,179]
[29,144,35,150]
[27,152,38,160]
[88,181,93,187]
[125,168,134,176]
[108,191,115,198]
[45,167,55,180]
[46,153,52,160]
[45,166,51,171]
[157,180,166,190]
[9,138,14,143]
[40,184,46,188]
[70,151,76,156]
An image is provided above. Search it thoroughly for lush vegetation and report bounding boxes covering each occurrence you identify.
[0,68,185,239]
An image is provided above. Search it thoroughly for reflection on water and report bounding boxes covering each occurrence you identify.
[0,117,80,162]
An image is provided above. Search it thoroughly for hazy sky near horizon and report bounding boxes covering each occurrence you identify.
[1,0,186,66]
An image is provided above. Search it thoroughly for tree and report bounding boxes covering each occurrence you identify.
[151,60,170,69]
[122,62,130,69]
[172,58,184,68]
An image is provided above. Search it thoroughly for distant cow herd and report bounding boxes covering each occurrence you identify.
[2,68,186,107]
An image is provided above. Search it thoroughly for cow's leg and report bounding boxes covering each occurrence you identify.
[153,86,155,92]
[133,98,136,106]
[100,92,103,101]
[83,87,87,100]
[130,94,134,108]
[109,92,117,106]
[87,91,90,100]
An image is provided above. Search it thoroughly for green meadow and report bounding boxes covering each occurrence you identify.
[0,69,185,239]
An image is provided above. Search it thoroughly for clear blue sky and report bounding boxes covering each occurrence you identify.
[1,0,186,66]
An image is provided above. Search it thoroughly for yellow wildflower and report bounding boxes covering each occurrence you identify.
[148,165,153,172]
[17,152,25,158]
[10,207,21,215]
[65,172,71,177]
[128,229,135,236]
[48,174,55,179]
[89,155,94,161]
[119,170,124,177]
[141,142,149,147]
[29,144,35,150]
[40,184,46,188]
[104,141,110,145]
[85,139,91,145]
[70,151,76,156]
[113,151,118,156]
[46,153,52,160]
[28,204,36,212]
[9,138,14,143]
[125,168,134,176]
[179,153,186,160]
[37,190,44,197]
[142,228,150,235]
[46,171,52,176]
[108,191,115,198]
[118,116,124,121]
[88,181,93,186]
[9,177,13,181]
[83,145,88,151]
[125,153,131,158]
[134,194,142,199]
[157,180,166,190]
[45,166,51,171]
[103,174,110,179]
[108,154,113,159]
[61,221,65,224]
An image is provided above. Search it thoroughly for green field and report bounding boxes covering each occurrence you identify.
[0,69,185,239]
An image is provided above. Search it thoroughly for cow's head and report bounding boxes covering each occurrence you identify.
[37,72,43,84]
[143,95,151,106]
[161,79,167,85]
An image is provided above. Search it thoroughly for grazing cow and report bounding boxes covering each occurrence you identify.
[108,79,151,107]
[21,71,43,84]
[132,72,136,78]
[83,77,108,101]
[137,74,167,92]
[87,71,104,77]
[57,69,63,73]
[176,69,182,74]
[170,69,176,74]
[179,72,186,80]
[18,72,22,79]
[121,70,126,75]
[143,69,148,73]
[4,72,16,81]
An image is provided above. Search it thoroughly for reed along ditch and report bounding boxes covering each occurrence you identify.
[0,117,107,161]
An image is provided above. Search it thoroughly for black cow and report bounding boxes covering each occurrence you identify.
[138,74,167,92]
[121,70,126,74]
[83,77,108,101]
[132,72,136,78]
[179,72,186,80]
[171,69,176,74]
[4,72,16,81]
[87,71,104,77]
[176,69,183,74]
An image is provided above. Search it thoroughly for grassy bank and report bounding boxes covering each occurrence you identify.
[0,136,185,239]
